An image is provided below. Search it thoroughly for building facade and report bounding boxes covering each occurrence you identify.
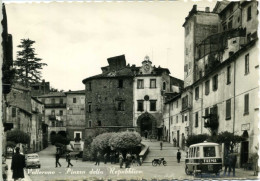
[184,0,258,167]
[82,55,135,137]
[31,79,50,97]
[31,97,44,152]
[65,90,85,142]
[133,56,183,140]
[37,92,67,141]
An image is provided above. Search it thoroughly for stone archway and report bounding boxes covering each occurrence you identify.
[137,112,157,138]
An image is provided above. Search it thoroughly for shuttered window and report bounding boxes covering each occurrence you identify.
[205,80,210,95]
[226,99,231,119]
[244,94,249,114]
[195,112,198,127]
[212,74,218,91]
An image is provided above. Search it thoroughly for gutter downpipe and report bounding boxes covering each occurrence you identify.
[233,57,236,134]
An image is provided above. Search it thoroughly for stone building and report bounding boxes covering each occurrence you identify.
[30,97,44,152]
[82,55,135,137]
[31,80,50,97]
[133,56,183,140]
[65,90,85,151]
[37,92,67,141]
[185,0,258,167]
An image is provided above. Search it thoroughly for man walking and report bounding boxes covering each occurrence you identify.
[55,152,61,167]
[66,152,73,168]
[11,147,26,181]
[95,152,100,166]
[104,153,107,164]
[160,141,163,150]
[223,152,230,176]
[177,149,181,163]
[229,152,237,177]
[119,153,124,168]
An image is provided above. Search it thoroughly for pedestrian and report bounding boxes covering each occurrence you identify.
[173,138,176,147]
[160,141,163,150]
[119,153,124,168]
[104,153,107,164]
[139,156,143,166]
[55,152,61,167]
[223,153,230,176]
[110,153,113,164]
[144,130,148,139]
[177,149,181,163]
[228,152,237,177]
[125,153,132,168]
[2,155,8,181]
[95,152,100,166]
[11,147,26,181]
[66,152,73,168]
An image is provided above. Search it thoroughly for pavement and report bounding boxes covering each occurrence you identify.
[5,142,259,180]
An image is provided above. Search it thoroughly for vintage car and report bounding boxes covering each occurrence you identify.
[25,153,41,168]
[185,141,222,176]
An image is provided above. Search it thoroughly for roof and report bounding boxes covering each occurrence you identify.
[164,93,181,104]
[65,90,85,94]
[190,142,220,147]
[31,97,44,104]
[82,66,134,84]
[37,92,66,98]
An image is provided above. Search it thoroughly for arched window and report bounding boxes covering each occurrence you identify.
[163,82,166,91]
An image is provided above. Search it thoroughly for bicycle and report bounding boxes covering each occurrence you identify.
[152,158,167,166]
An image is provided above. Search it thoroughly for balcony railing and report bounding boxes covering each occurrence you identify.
[45,103,66,108]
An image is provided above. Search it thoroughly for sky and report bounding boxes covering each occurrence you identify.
[4,0,216,91]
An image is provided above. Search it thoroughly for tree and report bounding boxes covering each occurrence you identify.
[186,134,210,147]
[14,39,47,87]
[91,132,115,153]
[6,129,30,145]
[51,134,70,146]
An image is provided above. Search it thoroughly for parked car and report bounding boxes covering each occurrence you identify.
[25,153,41,168]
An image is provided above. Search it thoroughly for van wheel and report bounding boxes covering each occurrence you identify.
[185,166,191,175]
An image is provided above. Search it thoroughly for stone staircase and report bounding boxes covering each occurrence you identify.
[141,139,186,166]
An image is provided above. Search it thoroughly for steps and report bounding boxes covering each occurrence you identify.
[141,140,186,166]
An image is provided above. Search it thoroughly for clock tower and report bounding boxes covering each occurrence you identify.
[141,55,153,74]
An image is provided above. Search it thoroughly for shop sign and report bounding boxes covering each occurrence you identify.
[241,123,250,131]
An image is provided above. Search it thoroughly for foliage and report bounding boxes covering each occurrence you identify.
[216,131,245,152]
[6,129,30,144]
[51,134,70,146]
[109,131,142,151]
[186,134,210,147]
[91,132,116,153]
[14,39,47,87]
[6,141,16,149]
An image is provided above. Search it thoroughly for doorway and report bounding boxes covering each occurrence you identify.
[177,130,180,147]
[140,118,152,137]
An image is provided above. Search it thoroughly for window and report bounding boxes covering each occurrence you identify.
[226,99,231,120]
[51,110,55,116]
[88,82,92,91]
[170,117,173,125]
[41,98,45,104]
[163,82,166,91]
[223,22,227,31]
[205,80,210,95]
[227,66,231,84]
[118,79,123,88]
[228,19,233,29]
[59,110,63,116]
[205,108,209,117]
[176,100,178,108]
[182,95,189,110]
[182,115,184,123]
[137,79,144,89]
[12,107,16,117]
[150,100,157,111]
[229,51,234,57]
[59,98,63,104]
[195,112,198,127]
[203,147,216,157]
[97,120,102,126]
[73,98,77,103]
[212,74,218,91]
[247,6,252,21]
[195,147,200,157]
[247,33,251,43]
[245,54,249,74]
[195,87,199,100]
[88,120,92,127]
[150,79,156,88]
[244,94,249,114]
[117,101,125,111]
[88,104,92,113]
[185,115,188,122]
[51,98,55,104]
[137,100,144,111]
[176,116,178,123]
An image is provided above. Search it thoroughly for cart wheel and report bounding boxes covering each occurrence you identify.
[152,160,157,166]
[163,161,167,166]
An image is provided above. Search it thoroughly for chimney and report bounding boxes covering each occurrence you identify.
[193,5,197,11]
[205,7,210,13]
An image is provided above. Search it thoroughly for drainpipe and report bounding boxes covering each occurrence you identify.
[168,103,171,143]
[233,59,236,134]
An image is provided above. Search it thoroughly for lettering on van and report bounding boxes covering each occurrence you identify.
[204,159,217,163]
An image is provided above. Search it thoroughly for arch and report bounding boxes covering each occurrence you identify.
[137,112,157,137]
[242,130,249,139]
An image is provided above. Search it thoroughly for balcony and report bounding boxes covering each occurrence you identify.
[203,114,219,130]
[45,103,66,108]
